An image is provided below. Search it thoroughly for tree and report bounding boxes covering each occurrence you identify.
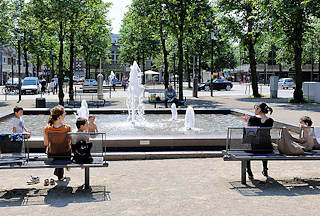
[217,0,268,97]
[119,0,161,84]
[268,0,320,102]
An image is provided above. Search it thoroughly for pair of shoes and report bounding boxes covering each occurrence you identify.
[262,168,268,177]
[27,176,40,185]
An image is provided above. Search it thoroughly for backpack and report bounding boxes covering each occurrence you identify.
[243,127,273,153]
[72,140,93,164]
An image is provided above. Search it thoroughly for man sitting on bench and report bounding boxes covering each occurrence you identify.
[164,85,179,108]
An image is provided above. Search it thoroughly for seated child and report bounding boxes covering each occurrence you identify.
[12,106,31,137]
[72,117,92,164]
[292,116,314,151]
[88,115,98,133]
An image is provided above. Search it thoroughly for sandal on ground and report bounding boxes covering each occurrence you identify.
[50,178,55,186]
[44,179,49,186]
[27,176,40,185]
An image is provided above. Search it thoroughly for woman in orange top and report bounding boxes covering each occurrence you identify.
[44,105,71,180]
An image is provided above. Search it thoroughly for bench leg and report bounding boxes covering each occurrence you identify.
[241,160,246,185]
[85,167,90,189]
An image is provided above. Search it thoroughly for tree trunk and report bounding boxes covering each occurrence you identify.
[36,55,40,78]
[177,0,186,101]
[142,50,145,84]
[58,21,64,106]
[247,39,259,97]
[23,29,29,77]
[69,27,74,101]
[159,24,169,89]
[293,41,304,102]
[186,46,191,88]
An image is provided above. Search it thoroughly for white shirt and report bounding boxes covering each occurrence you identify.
[12,117,24,133]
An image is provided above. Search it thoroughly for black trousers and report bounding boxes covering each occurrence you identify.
[164,98,180,108]
[48,152,71,180]
[246,160,268,174]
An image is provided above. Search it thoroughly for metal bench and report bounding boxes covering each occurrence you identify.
[222,127,320,184]
[0,132,108,189]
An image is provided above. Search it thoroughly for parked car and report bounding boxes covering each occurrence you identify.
[198,79,233,91]
[278,78,296,89]
[21,77,40,95]
[82,79,97,93]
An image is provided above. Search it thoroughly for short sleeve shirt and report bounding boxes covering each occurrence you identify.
[248,116,274,127]
[12,117,24,133]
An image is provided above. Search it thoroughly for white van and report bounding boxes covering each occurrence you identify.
[21,77,41,94]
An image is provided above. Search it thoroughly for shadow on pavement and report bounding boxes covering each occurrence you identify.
[236,97,291,104]
[0,185,110,207]
[0,101,9,107]
[230,177,320,196]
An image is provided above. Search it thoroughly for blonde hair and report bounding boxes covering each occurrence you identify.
[48,105,65,126]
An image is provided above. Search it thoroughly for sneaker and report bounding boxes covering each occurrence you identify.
[27,176,40,185]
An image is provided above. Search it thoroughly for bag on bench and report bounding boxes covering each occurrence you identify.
[277,128,304,155]
[243,128,273,153]
[0,134,23,154]
[72,140,93,164]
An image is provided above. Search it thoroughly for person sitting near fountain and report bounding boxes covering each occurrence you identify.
[44,105,71,181]
[12,106,31,137]
[241,102,274,180]
[88,115,98,133]
[164,85,180,108]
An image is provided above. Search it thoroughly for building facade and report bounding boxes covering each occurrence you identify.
[0,44,34,85]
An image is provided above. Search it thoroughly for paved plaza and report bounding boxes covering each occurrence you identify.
[0,83,320,215]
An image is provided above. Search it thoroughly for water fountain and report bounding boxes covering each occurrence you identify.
[185,106,195,130]
[77,100,89,120]
[126,61,145,123]
[170,103,178,121]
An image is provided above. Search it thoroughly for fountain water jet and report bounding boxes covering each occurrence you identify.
[170,103,178,121]
[184,106,195,130]
[126,61,145,123]
[76,100,89,120]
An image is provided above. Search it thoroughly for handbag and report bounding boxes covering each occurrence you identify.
[243,128,273,153]
[72,140,93,164]
[277,128,304,155]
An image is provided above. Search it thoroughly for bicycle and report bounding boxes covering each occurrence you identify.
[2,85,19,94]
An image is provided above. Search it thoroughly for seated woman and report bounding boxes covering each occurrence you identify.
[241,102,274,180]
[44,105,71,181]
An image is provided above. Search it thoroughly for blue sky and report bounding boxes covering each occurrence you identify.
[106,0,132,34]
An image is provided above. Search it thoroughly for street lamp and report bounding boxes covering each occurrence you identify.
[17,34,21,102]
[311,40,314,81]
[210,31,216,97]
[51,49,55,80]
